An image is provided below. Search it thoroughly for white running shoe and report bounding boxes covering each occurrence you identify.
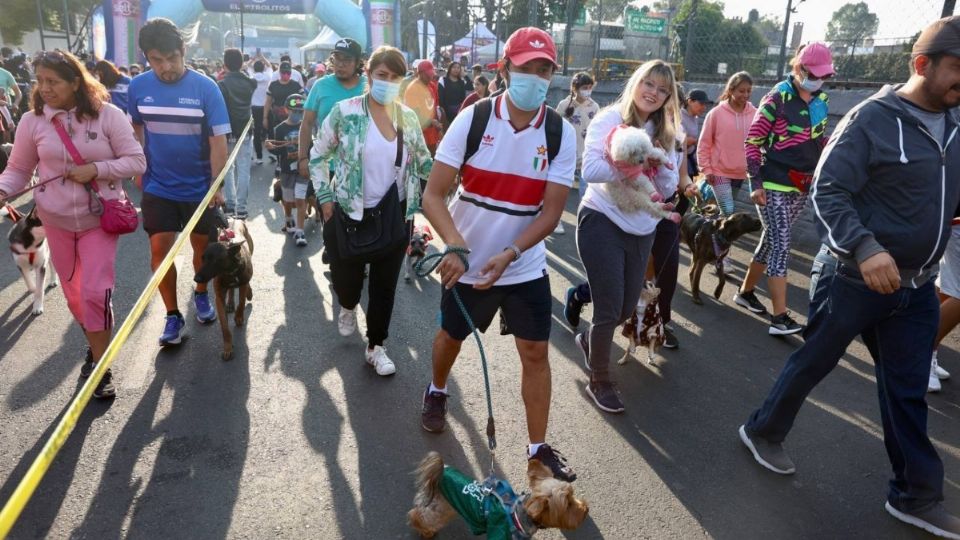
[365,345,396,376]
[929,362,943,393]
[554,221,565,234]
[933,352,951,380]
[338,308,357,337]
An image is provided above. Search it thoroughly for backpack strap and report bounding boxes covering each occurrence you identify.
[463,97,493,167]
[543,107,563,165]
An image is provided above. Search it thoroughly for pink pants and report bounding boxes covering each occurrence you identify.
[45,224,119,332]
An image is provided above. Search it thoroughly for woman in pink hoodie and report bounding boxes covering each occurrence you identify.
[0,51,145,399]
[697,71,757,215]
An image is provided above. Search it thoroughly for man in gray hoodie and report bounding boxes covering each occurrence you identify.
[738,16,960,538]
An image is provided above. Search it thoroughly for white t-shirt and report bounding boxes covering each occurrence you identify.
[555,96,600,167]
[361,117,406,208]
[580,107,681,236]
[435,94,577,286]
[271,69,305,86]
[247,67,274,106]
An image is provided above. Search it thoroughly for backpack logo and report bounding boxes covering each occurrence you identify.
[530,40,546,49]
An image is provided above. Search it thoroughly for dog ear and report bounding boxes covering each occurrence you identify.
[227,239,245,254]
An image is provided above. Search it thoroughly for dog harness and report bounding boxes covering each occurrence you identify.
[438,467,538,540]
[10,242,42,266]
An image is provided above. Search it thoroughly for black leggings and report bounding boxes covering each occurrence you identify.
[252,106,266,160]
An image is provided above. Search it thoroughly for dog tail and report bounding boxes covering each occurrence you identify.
[413,451,445,506]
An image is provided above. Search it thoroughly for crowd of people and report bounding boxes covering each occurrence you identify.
[2,13,960,538]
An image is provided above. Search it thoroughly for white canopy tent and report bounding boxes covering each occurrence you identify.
[300,26,342,53]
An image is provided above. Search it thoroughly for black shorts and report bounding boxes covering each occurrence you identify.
[440,275,552,342]
[141,192,218,236]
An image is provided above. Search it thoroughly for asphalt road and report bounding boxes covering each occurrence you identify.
[1,164,958,539]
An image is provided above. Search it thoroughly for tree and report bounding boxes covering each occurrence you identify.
[0,0,100,46]
[673,0,766,77]
[586,0,631,22]
[825,2,879,54]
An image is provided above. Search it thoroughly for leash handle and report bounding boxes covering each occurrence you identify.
[415,247,498,457]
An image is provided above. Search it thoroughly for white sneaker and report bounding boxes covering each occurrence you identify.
[338,308,357,336]
[554,221,565,234]
[933,352,951,380]
[365,345,396,376]
[722,258,732,275]
[929,364,943,393]
[253,158,263,165]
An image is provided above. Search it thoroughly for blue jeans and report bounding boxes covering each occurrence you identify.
[746,247,943,512]
[223,137,253,214]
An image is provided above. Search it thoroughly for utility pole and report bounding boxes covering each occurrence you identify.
[495,0,503,60]
[563,0,578,75]
[683,0,699,78]
[62,0,71,53]
[944,0,956,16]
[776,0,794,79]
[528,0,538,27]
[35,0,47,51]
[239,2,245,51]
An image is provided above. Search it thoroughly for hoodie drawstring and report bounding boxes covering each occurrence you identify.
[896,118,909,164]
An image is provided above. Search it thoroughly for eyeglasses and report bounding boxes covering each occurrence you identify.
[641,79,671,99]
[330,53,356,66]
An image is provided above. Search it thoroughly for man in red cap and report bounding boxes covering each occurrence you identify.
[404,59,442,155]
[419,27,578,482]
[739,16,960,538]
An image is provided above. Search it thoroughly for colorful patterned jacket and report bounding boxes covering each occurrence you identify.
[309,95,433,221]
[745,76,829,192]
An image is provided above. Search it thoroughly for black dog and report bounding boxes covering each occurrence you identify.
[681,210,762,305]
[194,218,254,360]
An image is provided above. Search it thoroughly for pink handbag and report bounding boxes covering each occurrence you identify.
[52,117,138,234]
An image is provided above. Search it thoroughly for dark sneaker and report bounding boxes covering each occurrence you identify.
[235,211,248,221]
[194,291,217,324]
[575,332,590,371]
[885,501,960,539]
[93,369,116,399]
[663,326,679,349]
[421,386,448,433]
[733,289,768,314]
[739,425,796,474]
[769,312,803,336]
[159,314,186,346]
[321,249,331,264]
[563,286,584,328]
[586,381,624,413]
[80,347,94,379]
[530,444,577,482]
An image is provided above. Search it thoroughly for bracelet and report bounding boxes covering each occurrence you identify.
[504,244,521,262]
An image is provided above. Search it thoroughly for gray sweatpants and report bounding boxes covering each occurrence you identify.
[576,207,655,383]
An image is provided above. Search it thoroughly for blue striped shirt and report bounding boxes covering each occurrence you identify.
[128,69,231,202]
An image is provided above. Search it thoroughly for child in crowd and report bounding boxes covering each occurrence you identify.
[267,93,309,246]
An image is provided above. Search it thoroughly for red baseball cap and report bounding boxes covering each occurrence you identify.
[417,59,436,77]
[797,42,834,78]
[503,27,558,68]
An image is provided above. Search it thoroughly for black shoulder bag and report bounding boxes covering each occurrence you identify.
[331,107,407,262]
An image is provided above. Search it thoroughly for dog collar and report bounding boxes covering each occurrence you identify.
[9,243,40,265]
[509,494,539,539]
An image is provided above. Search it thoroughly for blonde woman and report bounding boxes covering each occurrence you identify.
[575,60,696,413]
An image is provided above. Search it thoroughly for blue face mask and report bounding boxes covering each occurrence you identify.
[798,75,823,93]
[507,72,549,111]
[370,79,401,105]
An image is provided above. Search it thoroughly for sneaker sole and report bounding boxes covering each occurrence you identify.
[734,294,767,314]
[366,357,397,376]
[585,384,624,413]
[196,315,217,324]
[768,325,804,336]
[159,331,184,346]
[929,382,942,393]
[885,501,960,540]
[738,425,795,475]
[93,389,116,399]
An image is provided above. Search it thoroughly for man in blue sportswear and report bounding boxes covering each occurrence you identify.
[128,18,231,346]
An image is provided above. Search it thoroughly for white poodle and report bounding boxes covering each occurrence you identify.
[605,124,680,223]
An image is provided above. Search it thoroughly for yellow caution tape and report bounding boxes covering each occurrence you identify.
[0,119,253,538]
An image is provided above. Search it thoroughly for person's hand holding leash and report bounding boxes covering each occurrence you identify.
[473,250,514,290]
[65,164,99,184]
[859,251,900,294]
[750,189,766,206]
[211,187,225,208]
[437,247,468,289]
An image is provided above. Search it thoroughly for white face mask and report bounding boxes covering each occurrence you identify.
[579,89,592,99]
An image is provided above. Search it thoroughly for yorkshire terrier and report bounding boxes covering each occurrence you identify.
[404,224,434,281]
[606,124,681,224]
[407,452,589,538]
[620,280,664,365]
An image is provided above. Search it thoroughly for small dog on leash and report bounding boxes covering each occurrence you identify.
[620,281,663,365]
[194,217,254,360]
[404,224,433,281]
[407,452,589,538]
[606,124,681,223]
[8,205,58,315]
[681,210,762,305]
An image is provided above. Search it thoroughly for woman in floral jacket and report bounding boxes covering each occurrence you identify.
[310,46,433,376]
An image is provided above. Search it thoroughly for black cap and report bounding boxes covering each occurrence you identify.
[334,38,363,59]
[913,16,960,57]
[687,89,712,103]
[279,61,292,73]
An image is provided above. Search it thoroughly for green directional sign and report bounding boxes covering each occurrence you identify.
[625,7,666,34]
[575,6,586,26]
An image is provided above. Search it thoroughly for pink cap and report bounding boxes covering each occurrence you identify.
[797,42,834,78]
[503,27,558,68]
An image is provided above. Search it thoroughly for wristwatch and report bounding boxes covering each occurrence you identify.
[504,244,522,262]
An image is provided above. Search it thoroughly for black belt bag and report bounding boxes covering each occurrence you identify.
[332,122,406,262]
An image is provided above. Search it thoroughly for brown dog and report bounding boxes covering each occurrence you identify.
[408,452,588,538]
[194,219,254,360]
[681,210,762,305]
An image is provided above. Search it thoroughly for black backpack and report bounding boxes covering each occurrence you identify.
[463,97,564,167]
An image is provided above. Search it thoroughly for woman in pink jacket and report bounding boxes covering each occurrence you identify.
[0,51,145,399]
[696,71,756,215]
